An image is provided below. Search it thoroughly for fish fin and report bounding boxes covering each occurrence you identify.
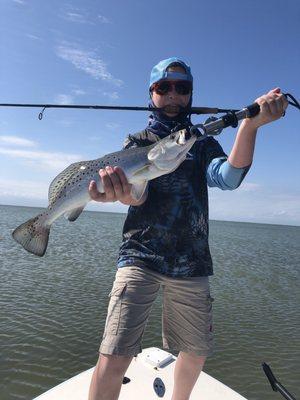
[64,206,85,222]
[131,164,151,180]
[130,181,148,201]
[12,213,50,257]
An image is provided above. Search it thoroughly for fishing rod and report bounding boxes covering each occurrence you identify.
[0,103,235,120]
[262,362,297,400]
[0,94,299,135]
[190,93,300,140]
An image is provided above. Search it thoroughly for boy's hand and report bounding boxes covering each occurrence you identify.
[245,88,288,129]
[88,166,144,205]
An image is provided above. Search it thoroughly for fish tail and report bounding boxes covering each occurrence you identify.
[12,212,50,257]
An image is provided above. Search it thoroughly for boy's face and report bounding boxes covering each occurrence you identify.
[151,65,192,118]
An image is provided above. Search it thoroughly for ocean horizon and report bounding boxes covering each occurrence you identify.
[1,202,299,228]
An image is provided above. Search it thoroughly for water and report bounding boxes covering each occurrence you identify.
[1,205,299,400]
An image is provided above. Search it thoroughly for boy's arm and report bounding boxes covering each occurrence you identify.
[228,87,288,167]
[207,88,288,190]
[227,120,257,168]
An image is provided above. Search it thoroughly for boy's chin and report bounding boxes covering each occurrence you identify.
[163,105,181,114]
[164,112,179,118]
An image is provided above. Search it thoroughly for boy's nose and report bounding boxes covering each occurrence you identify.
[167,86,178,98]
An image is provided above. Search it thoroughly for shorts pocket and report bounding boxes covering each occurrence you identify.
[207,294,214,306]
[109,283,127,298]
[206,294,214,334]
[105,283,127,335]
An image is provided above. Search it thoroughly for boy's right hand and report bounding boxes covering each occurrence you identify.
[88,166,146,206]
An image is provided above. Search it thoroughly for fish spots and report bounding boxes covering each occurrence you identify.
[103,155,121,164]
[48,153,124,207]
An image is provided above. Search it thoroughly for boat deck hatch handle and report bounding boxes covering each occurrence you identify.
[153,377,165,397]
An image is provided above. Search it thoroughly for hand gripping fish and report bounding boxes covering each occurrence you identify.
[12,129,197,256]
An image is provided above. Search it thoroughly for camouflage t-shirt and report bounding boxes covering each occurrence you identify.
[117,129,227,277]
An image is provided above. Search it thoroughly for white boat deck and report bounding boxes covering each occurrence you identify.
[33,347,247,400]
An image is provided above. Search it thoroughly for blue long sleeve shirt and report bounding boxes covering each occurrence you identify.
[117,129,250,277]
[207,157,250,190]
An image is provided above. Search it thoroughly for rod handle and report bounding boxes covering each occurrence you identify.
[245,102,261,118]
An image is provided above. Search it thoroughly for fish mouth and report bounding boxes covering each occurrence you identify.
[175,129,194,145]
[175,131,197,159]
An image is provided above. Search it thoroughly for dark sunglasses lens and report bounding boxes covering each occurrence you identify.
[175,82,192,95]
[155,81,171,95]
[152,81,192,95]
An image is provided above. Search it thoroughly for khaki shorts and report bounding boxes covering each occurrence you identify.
[99,266,214,357]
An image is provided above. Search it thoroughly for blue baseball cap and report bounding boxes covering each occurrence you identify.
[149,57,193,89]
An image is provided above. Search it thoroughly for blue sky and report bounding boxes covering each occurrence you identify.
[1,0,299,225]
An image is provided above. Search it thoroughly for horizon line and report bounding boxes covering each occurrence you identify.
[1,203,299,228]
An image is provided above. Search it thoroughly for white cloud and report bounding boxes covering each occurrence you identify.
[103,91,119,100]
[54,94,74,105]
[56,44,123,86]
[53,89,86,107]
[0,147,82,172]
[64,11,91,24]
[0,176,127,213]
[71,89,86,96]
[208,184,300,226]
[0,178,48,200]
[0,136,37,147]
[60,7,111,25]
[56,119,75,127]
[2,173,299,225]
[11,0,25,4]
[26,34,42,41]
[106,122,120,130]
[88,136,104,142]
[238,182,261,192]
[98,15,111,24]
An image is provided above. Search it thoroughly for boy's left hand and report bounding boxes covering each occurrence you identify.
[246,88,288,129]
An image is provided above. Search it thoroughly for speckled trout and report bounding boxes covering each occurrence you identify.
[12,129,197,256]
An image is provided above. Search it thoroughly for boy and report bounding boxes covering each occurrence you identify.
[88,58,287,400]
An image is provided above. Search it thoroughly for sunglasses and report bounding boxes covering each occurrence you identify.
[151,80,192,96]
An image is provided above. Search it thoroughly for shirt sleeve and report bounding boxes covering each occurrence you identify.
[206,157,251,190]
[203,136,250,190]
[122,130,154,150]
[123,134,139,150]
